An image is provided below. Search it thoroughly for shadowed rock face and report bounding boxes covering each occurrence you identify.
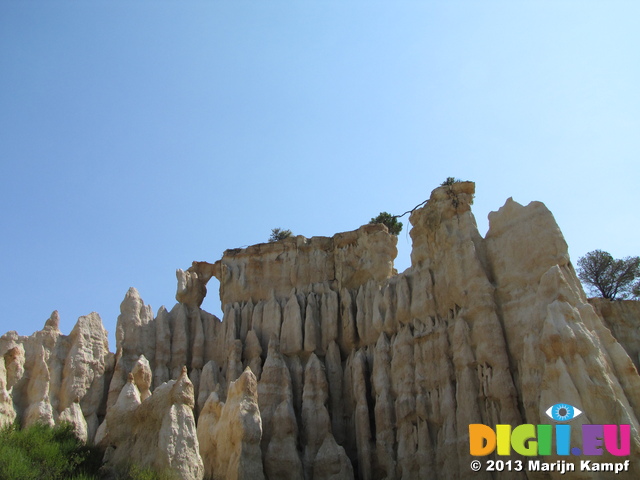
[197,367,264,480]
[2,181,640,479]
[590,299,640,373]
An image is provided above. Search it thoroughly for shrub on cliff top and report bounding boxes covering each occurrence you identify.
[440,176,462,186]
[370,212,403,235]
[268,228,293,242]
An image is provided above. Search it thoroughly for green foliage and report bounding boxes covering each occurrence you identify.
[370,212,403,236]
[0,422,181,480]
[268,227,293,242]
[115,464,178,480]
[440,176,462,186]
[577,250,640,300]
[0,422,102,480]
[439,177,474,207]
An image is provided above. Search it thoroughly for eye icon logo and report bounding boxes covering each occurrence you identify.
[545,403,582,422]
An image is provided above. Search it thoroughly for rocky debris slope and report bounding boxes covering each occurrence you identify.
[1,181,639,479]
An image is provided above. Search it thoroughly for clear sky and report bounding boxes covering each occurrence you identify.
[1,1,638,348]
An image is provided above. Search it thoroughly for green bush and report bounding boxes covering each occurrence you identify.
[0,421,182,480]
[440,176,462,186]
[268,227,293,242]
[113,463,178,480]
[370,212,403,236]
[0,422,101,480]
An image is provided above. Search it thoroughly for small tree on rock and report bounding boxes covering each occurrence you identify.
[370,212,403,236]
[269,228,292,242]
[440,177,462,186]
[577,249,640,300]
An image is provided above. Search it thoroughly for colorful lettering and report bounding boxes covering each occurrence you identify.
[582,424,603,455]
[537,424,552,455]
[555,424,571,456]
[496,425,511,455]
[469,424,496,456]
[604,424,630,456]
[511,424,537,456]
[469,423,630,457]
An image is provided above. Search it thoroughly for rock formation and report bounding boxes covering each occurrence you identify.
[197,367,264,480]
[96,367,204,480]
[590,298,640,372]
[1,181,640,479]
[1,311,110,440]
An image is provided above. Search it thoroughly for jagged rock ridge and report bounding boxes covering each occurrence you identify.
[1,181,639,479]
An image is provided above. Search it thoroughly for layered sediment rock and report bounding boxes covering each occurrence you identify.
[2,181,639,479]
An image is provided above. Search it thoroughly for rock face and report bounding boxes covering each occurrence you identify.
[590,298,640,372]
[2,181,640,479]
[197,367,264,480]
[96,367,204,480]
[0,311,110,440]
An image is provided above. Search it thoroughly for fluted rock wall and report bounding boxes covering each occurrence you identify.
[1,181,639,479]
[0,311,111,442]
[589,299,640,373]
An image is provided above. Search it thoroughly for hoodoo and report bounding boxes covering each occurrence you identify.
[2,181,639,479]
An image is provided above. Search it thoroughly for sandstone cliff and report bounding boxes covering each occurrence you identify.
[1,181,639,479]
[589,299,640,373]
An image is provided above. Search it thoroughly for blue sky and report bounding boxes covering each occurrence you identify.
[1,1,638,347]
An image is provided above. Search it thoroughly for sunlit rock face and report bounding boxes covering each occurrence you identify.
[0,311,110,441]
[2,181,639,479]
[96,367,204,480]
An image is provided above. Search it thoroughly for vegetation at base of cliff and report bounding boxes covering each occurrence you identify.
[111,464,178,480]
[0,422,102,480]
[268,227,293,242]
[0,422,176,480]
[370,212,403,235]
[577,250,640,300]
